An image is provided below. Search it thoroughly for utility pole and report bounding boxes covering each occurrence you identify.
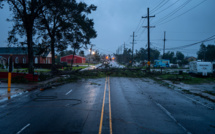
[88,44,95,66]
[163,31,166,56]
[131,32,136,67]
[142,8,155,72]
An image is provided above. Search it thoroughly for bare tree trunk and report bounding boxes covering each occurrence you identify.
[27,29,34,74]
[70,47,76,70]
[51,37,57,74]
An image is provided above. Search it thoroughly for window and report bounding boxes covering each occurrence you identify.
[15,57,19,64]
[23,57,26,64]
[48,59,50,64]
[35,57,38,64]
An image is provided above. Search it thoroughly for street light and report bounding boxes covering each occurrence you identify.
[88,44,95,66]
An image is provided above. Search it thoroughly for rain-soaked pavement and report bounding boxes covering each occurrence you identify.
[0,77,215,134]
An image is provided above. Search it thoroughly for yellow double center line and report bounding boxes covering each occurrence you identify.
[99,76,112,134]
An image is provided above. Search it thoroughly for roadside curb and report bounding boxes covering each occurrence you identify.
[155,77,215,103]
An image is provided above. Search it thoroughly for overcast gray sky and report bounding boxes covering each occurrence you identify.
[0,0,215,57]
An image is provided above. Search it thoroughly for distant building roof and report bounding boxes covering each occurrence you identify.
[0,47,50,56]
[41,51,50,57]
[60,54,85,59]
[0,47,28,55]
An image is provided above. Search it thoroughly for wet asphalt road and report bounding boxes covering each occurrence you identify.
[0,77,215,134]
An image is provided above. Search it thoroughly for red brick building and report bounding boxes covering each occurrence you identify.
[0,47,52,65]
[60,55,86,64]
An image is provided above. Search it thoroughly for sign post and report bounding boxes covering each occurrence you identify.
[8,55,12,93]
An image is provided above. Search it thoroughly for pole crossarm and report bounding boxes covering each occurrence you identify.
[143,26,156,28]
[142,15,155,18]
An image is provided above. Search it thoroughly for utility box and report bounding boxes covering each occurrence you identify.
[189,61,213,76]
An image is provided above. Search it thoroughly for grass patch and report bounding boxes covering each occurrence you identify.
[72,66,88,70]
[12,75,28,83]
[65,68,147,82]
[158,74,215,84]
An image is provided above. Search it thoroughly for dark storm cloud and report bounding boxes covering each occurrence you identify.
[0,0,215,57]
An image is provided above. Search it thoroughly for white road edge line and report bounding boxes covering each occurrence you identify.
[175,92,214,110]
[16,123,30,134]
[65,89,73,95]
[156,102,192,134]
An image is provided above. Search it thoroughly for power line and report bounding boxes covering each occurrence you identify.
[153,0,192,25]
[165,35,215,50]
[134,18,144,33]
[154,0,180,15]
[150,0,167,13]
[150,0,169,14]
[159,0,208,25]
[135,19,146,34]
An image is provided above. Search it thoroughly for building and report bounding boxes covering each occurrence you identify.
[60,55,86,64]
[0,47,52,65]
[0,56,7,67]
[185,56,197,62]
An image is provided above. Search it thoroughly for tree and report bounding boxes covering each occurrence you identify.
[79,50,85,57]
[197,43,206,61]
[59,50,74,57]
[176,51,184,61]
[36,0,68,72]
[150,48,160,62]
[93,50,101,63]
[163,51,175,63]
[135,48,147,62]
[59,1,97,69]
[0,0,52,74]
[206,45,215,61]
[36,0,96,72]
[134,48,160,62]
[197,43,215,61]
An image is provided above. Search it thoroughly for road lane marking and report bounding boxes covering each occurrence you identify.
[175,92,214,110]
[65,89,73,95]
[99,77,107,134]
[16,123,30,134]
[108,77,113,134]
[156,103,192,134]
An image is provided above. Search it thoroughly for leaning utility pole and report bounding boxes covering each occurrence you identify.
[163,31,166,55]
[131,32,136,67]
[142,8,155,71]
